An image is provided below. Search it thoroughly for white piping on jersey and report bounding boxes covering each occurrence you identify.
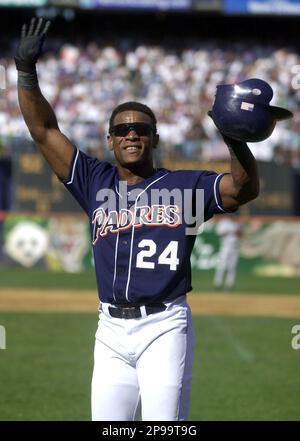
[108,184,122,301]
[66,148,80,185]
[213,173,227,213]
[124,172,169,302]
[112,231,120,303]
[115,185,122,198]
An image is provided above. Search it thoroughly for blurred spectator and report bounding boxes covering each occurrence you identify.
[0,38,299,164]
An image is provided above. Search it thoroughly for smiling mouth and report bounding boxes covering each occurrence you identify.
[124,146,141,152]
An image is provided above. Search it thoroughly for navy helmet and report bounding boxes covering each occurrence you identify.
[210,78,293,142]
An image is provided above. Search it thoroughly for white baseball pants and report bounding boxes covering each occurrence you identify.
[91,296,195,421]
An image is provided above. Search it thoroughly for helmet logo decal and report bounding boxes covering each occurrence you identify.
[240,102,254,111]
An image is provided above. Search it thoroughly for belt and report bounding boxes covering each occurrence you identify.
[108,303,166,319]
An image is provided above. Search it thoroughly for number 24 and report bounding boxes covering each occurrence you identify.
[136,239,179,271]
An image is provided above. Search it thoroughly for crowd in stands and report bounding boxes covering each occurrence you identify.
[1,37,300,166]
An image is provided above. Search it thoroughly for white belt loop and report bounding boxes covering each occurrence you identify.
[140,306,147,318]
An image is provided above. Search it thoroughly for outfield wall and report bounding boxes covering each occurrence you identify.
[0,212,299,277]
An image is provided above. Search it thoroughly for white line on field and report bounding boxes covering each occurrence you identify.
[210,316,256,362]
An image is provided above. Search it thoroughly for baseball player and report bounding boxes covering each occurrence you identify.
[213,213,243,290]
[15,18,260,421]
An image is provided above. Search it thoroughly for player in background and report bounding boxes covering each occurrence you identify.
[14,18,259,421]
[213,213,243,291]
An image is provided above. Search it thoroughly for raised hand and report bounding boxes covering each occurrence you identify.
[14,17,51,73]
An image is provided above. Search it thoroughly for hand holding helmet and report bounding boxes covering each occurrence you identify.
[209,78,293,143]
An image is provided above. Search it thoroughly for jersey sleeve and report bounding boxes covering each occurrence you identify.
[197,171,234,221]
[62,148,110,215]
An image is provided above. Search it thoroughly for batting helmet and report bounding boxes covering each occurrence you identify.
[210,78,293,142]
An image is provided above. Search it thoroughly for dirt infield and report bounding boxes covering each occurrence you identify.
[0,289,300,317]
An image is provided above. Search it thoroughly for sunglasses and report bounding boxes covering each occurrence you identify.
[110,123,155,137]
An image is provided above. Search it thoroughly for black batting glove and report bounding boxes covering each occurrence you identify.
[14,17,51,73]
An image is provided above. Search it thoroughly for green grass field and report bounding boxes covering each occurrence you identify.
[0,311,300,421]
[0,267,299,420]
[0,268,299,294]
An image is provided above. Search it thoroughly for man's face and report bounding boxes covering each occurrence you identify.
[107,110,159,169]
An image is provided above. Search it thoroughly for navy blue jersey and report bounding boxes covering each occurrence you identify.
[64,148,230,305]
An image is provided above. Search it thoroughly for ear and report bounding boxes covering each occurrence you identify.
[153,133,159,149]
[107,135,114,151]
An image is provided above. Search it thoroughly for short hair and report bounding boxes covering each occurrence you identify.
[109,101,157,133]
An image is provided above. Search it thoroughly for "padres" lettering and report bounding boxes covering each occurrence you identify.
[92,205,181,244]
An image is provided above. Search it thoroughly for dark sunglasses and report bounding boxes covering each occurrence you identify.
[110,123,155,137]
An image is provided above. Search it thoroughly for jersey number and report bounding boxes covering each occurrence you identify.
[136,239,179,271]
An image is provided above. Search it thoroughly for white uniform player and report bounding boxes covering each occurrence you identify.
[214,215,242,290]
